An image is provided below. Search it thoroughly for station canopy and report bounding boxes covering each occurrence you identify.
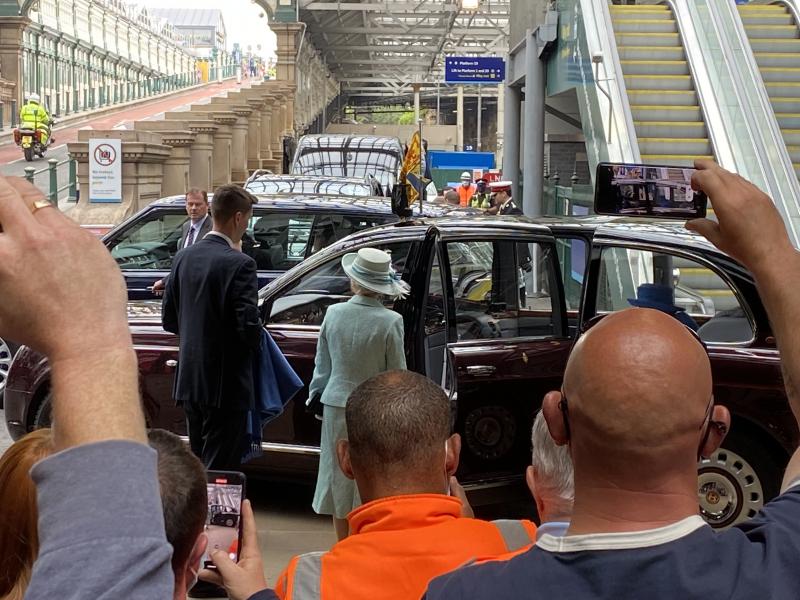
[297,0,510,99]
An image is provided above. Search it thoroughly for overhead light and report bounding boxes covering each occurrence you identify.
[461,0,480,10]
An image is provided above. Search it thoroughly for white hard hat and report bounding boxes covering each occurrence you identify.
[460,171,471,180]
[29,93,40,103]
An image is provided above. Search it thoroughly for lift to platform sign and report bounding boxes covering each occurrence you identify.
[444,56,505,84]
[88,138,122,203]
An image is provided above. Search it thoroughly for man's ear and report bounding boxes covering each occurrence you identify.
[446,433,461,476]
[336,439,355,480]
[542,390,569,446]
[700,405,731,459]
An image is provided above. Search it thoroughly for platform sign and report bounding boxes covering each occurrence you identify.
[89,138,122,203]
[445,56,505,84]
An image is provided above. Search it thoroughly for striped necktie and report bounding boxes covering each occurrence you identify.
[186,225,197,247]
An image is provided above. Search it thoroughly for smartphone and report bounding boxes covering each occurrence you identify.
[202,470,246,570]
[594,162,707,219]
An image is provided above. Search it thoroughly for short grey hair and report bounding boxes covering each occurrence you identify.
[531,410,574,516]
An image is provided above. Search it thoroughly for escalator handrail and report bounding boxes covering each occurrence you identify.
[714,0,800,245]
[780,0,800,31]
[581,0,641,164]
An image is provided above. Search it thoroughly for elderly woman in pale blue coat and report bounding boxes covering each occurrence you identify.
[309,247,409,539]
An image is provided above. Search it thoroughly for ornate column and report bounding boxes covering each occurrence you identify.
[133,121,196,195]
[229,104,252,184]
[0,17,29,106]
[185,109,237,189]
[244,97,264,172]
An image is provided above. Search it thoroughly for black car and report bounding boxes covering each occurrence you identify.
[104,193,457,300]
[8,215,791,528]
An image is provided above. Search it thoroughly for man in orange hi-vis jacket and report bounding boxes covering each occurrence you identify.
[199,370,536,600]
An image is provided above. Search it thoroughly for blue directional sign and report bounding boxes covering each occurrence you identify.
[445,56,506,84]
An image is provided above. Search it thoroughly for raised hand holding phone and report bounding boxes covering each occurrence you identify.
[199,499,268,600]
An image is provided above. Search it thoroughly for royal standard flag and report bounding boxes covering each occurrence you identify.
[400,131,429,204]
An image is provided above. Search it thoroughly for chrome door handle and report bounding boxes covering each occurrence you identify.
[165,359,178,368]
[465,365,496,376]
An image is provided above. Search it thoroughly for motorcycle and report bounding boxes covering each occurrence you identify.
[13,118,57,162]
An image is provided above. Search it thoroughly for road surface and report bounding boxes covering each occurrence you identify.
[0,78,248,204]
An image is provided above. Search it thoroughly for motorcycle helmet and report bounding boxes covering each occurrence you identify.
[29,93,41,103]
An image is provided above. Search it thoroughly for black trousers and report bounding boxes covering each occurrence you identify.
[184,404,248,470]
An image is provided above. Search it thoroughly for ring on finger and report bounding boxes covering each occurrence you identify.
[32,200,53,213]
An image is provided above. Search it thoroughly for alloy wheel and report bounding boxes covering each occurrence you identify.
[698,448,764,528]
[0,338,13,399]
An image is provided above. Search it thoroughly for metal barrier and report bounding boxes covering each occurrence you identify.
[23,158,78,206]
[543,172,594,216]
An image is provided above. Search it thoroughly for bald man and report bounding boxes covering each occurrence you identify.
[424,160,800,599]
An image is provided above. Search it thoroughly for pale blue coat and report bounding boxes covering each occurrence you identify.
[309,295,407,407]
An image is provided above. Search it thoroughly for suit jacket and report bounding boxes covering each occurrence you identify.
[179,215,212,250]
[309,295,406,408]
[162,234,262,411]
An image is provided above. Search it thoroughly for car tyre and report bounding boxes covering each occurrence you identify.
[697,428,782,529]
[462,404,518,463]
[33,392,53,430]
[225,517,235,528]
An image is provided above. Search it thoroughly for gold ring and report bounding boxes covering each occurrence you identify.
[32,200,53,213]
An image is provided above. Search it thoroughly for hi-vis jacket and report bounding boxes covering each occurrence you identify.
[274,494,537,600]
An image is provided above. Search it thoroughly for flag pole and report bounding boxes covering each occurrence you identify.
[418,118,424,215]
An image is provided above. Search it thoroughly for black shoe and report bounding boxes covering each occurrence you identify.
[188,580,228,598]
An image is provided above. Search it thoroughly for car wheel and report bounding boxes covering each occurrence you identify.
[462,404,517,462]
[0,337,15,407]
[225,517,235,528]
[697,431,781,529]
[33,393,53,430]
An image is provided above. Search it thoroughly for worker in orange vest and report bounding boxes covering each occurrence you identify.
[199,370,536,600]
[456,172,477,207]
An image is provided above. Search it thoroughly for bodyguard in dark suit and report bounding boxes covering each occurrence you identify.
[162,185,262,470]
[152,188,212,296]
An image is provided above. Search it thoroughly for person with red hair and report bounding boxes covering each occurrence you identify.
[0,429,54,600]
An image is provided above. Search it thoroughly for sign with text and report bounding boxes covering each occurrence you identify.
[89,138,122,203]
[445,56,505,84]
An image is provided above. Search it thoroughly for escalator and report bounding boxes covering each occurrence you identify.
[737,2,800,181]
[610,3,714,167]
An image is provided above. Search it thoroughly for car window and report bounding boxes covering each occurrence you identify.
[308,214,394,255]
[268,241,414,326]
[108,212,187,270]
[596,246,754,343]
[447,240,556,341]
[556,237,588,311]
[243,212,315,271]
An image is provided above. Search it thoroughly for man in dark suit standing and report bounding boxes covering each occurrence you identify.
[152,189,212,296]
[162,185,262,470]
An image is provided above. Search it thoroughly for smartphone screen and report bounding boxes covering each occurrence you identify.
[202,470,246,570]
[595,163,707,219]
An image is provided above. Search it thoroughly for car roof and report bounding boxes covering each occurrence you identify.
[335,213,722,254]
[147,193,456,216]
[295,133,403,149]
[246,174,371,184]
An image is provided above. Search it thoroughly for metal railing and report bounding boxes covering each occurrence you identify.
[543,173,594,216]
[23,158,78,206]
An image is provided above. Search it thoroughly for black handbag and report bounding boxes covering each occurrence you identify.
[306,392,324,420]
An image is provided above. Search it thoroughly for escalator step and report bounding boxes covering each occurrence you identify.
[634,121,708,138]
[627,90,697,106]
[739,25,799,38]
[639,138,712,156]
[777,114,800,128]
[784,130,800,145]
[625,75,693,91]
[615,32,681,47]
[770,98,800,113]
[766,82,800,96]
[786,145,800,162]
[613,19,678,34]
[640,155,713,167]
[620,60,689,76]
[739,15,795,26]
[617,46,685,61]
[753,53,800,68]
[631,105,703,122]
[749,38,800,53]
[759,67,800,82]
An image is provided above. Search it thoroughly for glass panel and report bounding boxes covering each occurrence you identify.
[308,214,394,255]
[108,212,187,270]
[556,237,588,311]
[597,246,753,344]
[447,240,555,341]
[268,241,414,326]
[244,212,315,271]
